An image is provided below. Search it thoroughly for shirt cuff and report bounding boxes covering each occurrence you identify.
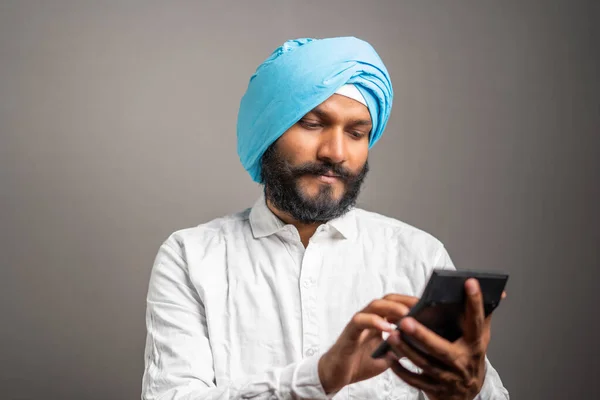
[473,374,493,400]
[288,354,339,400]
[471,364,509,400]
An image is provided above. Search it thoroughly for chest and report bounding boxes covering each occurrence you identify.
[188,234,427,397]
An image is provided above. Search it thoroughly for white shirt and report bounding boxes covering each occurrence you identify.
[141,194,509,399]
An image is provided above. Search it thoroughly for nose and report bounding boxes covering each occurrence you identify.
[316,126,346,165]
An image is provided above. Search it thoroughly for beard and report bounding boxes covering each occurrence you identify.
[260,143,369,224]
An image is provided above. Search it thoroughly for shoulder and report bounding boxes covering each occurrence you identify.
[352,207,447,263]
[159,207,252,259]
[353,207,442,245]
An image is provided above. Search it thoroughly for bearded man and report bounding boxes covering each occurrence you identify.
[141,36,509,400]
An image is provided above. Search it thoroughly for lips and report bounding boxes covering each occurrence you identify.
[317,174,340,184]
[298,168,348,182]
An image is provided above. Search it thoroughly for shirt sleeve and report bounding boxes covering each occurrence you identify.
[141,238,335,400]
[429,245,510,399]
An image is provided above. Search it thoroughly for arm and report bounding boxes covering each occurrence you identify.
[141,238,331,400]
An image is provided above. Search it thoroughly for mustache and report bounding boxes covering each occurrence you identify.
[288,161,355,181]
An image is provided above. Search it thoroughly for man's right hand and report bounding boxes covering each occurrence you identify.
[317,294,419,394]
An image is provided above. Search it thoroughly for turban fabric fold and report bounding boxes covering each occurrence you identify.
[236,36,394,182]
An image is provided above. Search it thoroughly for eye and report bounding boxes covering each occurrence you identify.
[349,131,368,140]
[298,118,322,130]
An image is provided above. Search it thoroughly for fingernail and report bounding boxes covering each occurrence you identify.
[380,321,393,331]
[467,279,479,295]
[401,317,416,334]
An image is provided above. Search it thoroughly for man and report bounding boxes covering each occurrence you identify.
[141,37,509,399]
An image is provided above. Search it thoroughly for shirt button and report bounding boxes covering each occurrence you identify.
[302,278,314,288]
[305,348,316,357]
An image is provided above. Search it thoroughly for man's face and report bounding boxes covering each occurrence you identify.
[261,94,372,223]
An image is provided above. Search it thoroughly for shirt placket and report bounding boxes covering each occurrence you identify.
[299,235,322,359]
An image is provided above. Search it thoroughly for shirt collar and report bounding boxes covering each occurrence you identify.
[249,192,286,238]
[249,192,357,240]
[327,208,357,240]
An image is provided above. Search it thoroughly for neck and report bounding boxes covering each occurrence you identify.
[265,197,322,248]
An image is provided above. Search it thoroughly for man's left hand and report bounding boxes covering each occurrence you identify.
[386,278,500,400]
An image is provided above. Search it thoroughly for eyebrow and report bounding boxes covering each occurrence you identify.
[307,107,372,127]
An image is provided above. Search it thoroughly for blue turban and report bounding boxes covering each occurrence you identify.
[236,36,394,182]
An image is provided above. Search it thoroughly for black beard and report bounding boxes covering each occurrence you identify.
[260,143,369,224]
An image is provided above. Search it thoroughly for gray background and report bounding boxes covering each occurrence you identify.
[1,1,598,399]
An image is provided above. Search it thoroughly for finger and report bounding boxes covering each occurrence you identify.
[385,349,400,363]
[398,317,459,368]
[389,360,442,396]
[362,299,412,322]
[382,293,420,308]
[345,312,393,341]
[463,278,486,344]
[501,291,507,300]
[388,331,467,383]
[384,330,405,358]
